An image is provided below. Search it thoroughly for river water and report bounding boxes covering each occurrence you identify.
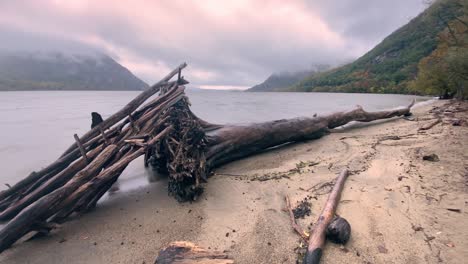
[0,90,430,190]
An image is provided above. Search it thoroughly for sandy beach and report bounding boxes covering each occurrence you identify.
[1,100,467,264]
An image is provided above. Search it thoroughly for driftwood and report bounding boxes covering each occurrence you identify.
[0,64,415,253]
[304,169,349,264]
[418,118,442,131]
[155,241,234,264]
[285,196,309,241]
[0,145,118,252]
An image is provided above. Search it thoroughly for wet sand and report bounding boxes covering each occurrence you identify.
[1,100,467,264]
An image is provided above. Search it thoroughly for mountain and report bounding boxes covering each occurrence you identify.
[248,65,331,92]
[248,71,312,92]
[0,51,149,91]
[287,0,463,94]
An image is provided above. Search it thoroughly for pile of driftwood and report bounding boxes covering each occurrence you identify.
[0,63,415,253]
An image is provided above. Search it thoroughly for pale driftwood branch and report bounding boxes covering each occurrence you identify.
[99,127,110,145]
[73,134,89,163]
[304,169,349,264]
[419,118,441,131]
[155,241,234,264]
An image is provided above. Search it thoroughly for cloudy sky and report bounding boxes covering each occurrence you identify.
[0,0,427,89]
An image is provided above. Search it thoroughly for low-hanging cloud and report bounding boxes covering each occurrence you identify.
[0,0,426,89]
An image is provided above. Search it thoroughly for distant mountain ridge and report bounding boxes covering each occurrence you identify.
[285,0,463,94]
[248,65,331,92]
[248,71,311,92]
[0,51,149,91]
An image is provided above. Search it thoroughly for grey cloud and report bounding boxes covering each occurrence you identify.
[0,25,98,55]
[308,0,426,44]
[0,0,427,88]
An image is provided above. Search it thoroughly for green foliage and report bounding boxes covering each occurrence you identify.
[409,0,468,99]
[289,0,464,94]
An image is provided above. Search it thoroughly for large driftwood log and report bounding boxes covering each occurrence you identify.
[0,64,415,253]
[204,102,414,168]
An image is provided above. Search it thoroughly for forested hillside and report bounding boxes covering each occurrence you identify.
[289,0,464,95]
[0,51,148,91]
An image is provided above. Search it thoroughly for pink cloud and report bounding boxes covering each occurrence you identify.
[0,0,426,88]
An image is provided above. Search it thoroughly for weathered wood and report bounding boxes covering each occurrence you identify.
[206,101,415,168]
[128,114,140,133]
[52,126,172,222]
[0,147,102,220]
[0,145,118,253]
[303,169,349,264]
[60,62,187,157]
[155,241,234,264]
[74,134,89,163]
[99,127,110,145]
[285,196,309,241]
[0,127,119,202]
[419,118,441,130]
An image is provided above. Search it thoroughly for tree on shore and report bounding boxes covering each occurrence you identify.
[410,0,467,99]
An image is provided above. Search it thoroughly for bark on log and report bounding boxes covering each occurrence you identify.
[60,62,187,157]
[0,145,118,252]
[73,134,89,163]
[303,169,349,264]
[0,126,172,251]
[52,126,172,222]
[0,147,101,220]
[206,101,414,168]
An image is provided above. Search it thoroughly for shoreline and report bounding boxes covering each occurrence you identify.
[1,99,467,263]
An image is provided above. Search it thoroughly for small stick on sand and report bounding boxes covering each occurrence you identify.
[155,241,234,264]
[285,195,309,241]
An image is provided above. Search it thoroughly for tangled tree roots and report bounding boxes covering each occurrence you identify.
[0,63,415,253]
[150,97,208,201]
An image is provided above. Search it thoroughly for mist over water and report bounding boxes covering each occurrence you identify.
[0,90,429,190]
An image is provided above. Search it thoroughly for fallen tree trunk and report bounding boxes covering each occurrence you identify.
[304,169,349,264]
[205,102,414,168]
[0,64,415,253]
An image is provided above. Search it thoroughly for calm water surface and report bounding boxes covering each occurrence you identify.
[0,90,430,189]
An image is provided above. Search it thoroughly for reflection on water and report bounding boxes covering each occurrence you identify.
[0,90,430,193]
